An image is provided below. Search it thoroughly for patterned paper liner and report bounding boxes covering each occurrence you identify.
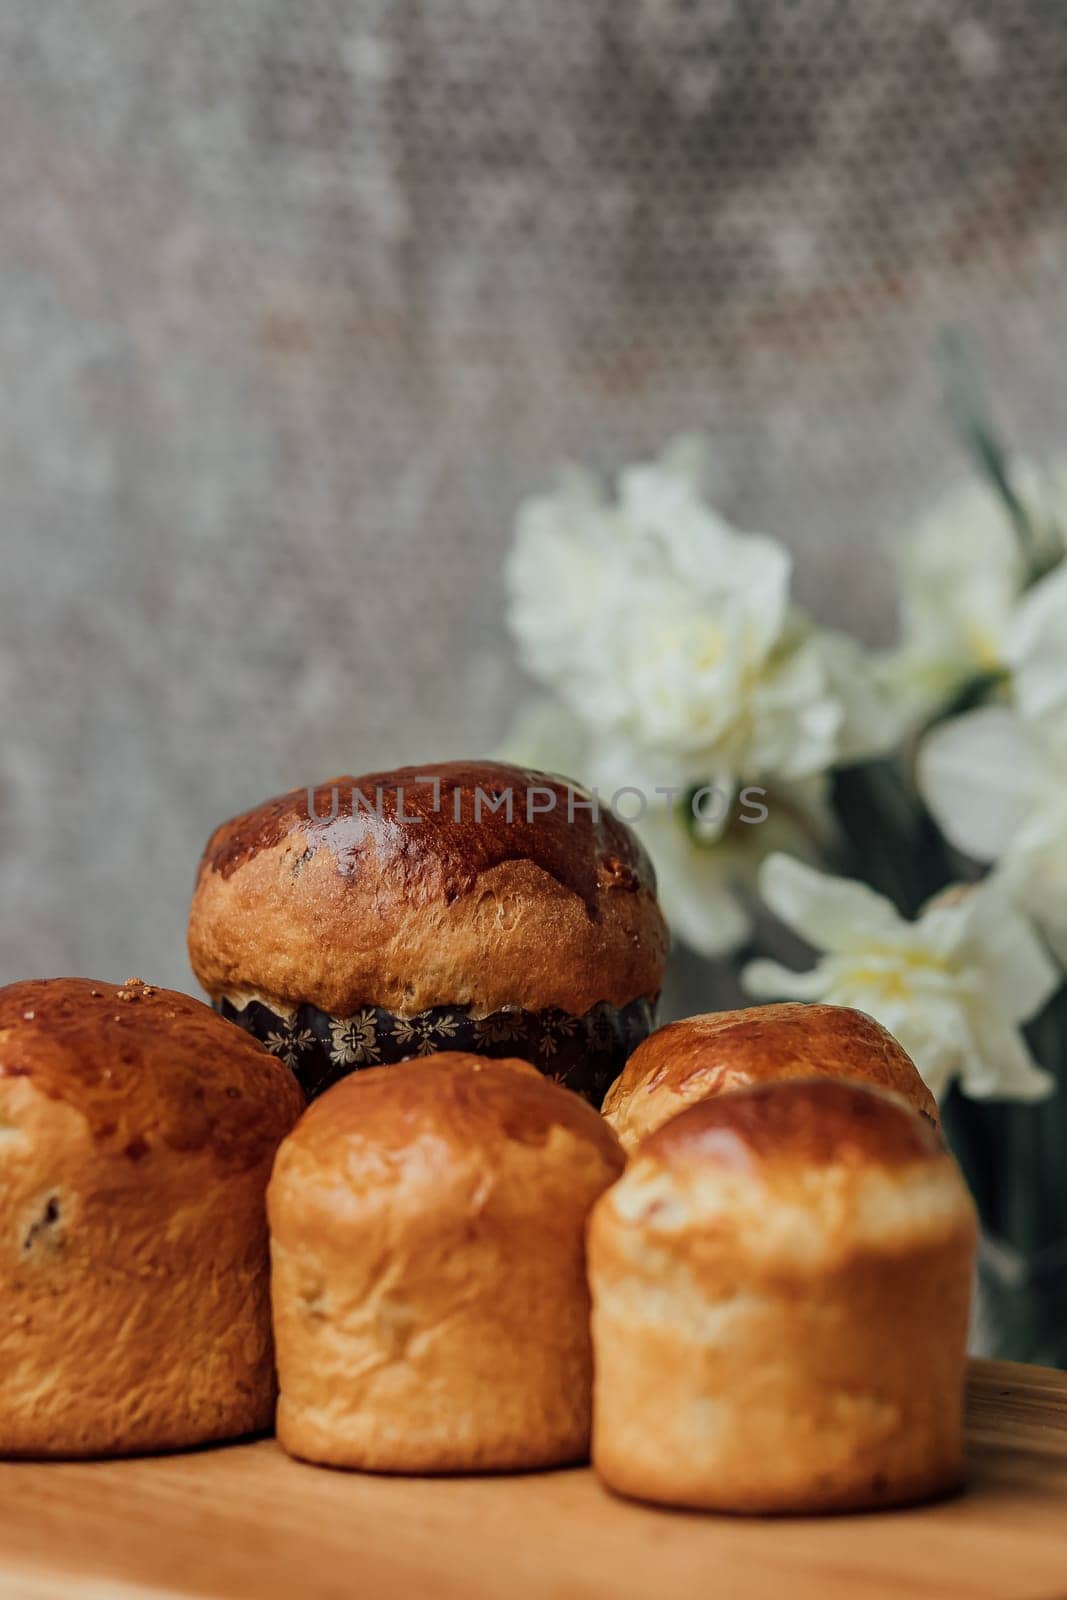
[215,993,657,1105]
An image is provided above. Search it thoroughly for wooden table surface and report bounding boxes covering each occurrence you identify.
[1,1360,1065,1600]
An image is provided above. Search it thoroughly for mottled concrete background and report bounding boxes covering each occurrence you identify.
[2,1,1066,995]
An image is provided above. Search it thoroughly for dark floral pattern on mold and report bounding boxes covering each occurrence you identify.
[216,994,656,1103]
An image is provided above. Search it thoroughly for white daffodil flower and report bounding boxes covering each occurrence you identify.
[743,853,1057,1102]
[881,478,1023,725]
[506,439,894,795]
[1005,564,1067,730]
[882,465,1067,729]
[918,564,1067,962]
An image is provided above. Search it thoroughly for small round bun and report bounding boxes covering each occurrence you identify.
[589,1078,976,1513]
[188,762,667,1101]
[0,978,304,1458]
[268,1052,624,1472]
[602,1002,938,1151]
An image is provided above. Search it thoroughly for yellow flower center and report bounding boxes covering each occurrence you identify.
[841,947,955,1003]
[961,619,1003,673]
[845,967,914,1002]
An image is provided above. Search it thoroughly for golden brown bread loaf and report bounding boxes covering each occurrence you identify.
[589,1078,976,1513]
[268,1052,625,1472]
[602,1002,939,1150]
[0,977,304,1458]
[188,762,668,1102]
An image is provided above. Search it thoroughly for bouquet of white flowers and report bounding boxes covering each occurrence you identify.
[500,411,1067,1365]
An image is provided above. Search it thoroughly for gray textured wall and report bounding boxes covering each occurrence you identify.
[3,1,1067,995]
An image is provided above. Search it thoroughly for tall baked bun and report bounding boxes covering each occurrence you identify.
[589,1078,976,1513]
[189,762,668,1100]
[268,1052,624,1471]
[602,1002,938,1150]
[0,977,304,1458]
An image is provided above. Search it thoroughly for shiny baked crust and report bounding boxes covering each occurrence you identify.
[602,1002,939,1150]
[589,1079,976,1512]
[0,977,304,1458]
[268,1052,625,1471]
[188,761,668,1018]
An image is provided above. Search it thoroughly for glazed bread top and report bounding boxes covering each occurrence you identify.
[188,761,668,1018]
[602,1003,938,1149]
[0,977,304,1172]
[269,1052,625,1226]
[594,1079,974,1273]
[273,1050,624,1183]
[644,1075,942,1175]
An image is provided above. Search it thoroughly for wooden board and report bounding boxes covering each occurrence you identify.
[1,1360,1065,1600]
